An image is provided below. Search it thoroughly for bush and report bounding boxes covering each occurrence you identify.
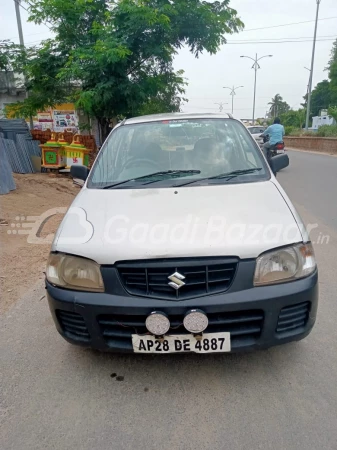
[284,126,297,136]
[287,128,303,136]
[316,125,337,137]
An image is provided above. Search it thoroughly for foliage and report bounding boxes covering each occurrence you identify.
[298,40,337,123]
[284,126,297,136]
[78,122,92,133]
[0,41,16,71]
[268,94,290,117]
[280,109,306,129]
[326,38,337,80]
[255,118,267,126]
[309,80,333,117]
[328,106,337,122]
[300,40,337,122]
[7,0,244,139]
[316,125,337,137]
[4,38,77,118]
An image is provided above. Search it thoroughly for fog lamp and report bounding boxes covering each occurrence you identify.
[145,311,170,335]
[183,309,208,333]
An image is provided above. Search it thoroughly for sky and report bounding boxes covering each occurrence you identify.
[1,0,337,120]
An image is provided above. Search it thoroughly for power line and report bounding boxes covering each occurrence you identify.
[189,96,272,100]
[13,0,28,12]
[3,10,336,39]
[12,0,52,31]
[227,38,336,45]
[242,16,337,32]
[3,30,51,41]
[186,105,269,110]
[229,34,337,42]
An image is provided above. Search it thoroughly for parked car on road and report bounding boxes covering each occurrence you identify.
[46,113,317,354]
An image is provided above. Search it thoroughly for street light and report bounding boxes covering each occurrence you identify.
[240,54,273,125]
[305,0,322,130]
[223,86,244,114]
[214,102,228,113]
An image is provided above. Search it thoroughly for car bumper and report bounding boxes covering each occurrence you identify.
[46,269,318,353]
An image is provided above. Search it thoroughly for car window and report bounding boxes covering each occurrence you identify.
[89,118,269,187]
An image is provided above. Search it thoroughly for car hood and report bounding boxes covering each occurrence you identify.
[52,181,303,264]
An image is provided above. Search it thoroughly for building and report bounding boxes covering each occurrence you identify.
[0,71,26,118]
[312,109,336,130]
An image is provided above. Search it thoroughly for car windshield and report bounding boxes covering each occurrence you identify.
[88,118,269,188]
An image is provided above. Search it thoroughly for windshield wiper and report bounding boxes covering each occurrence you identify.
[102,170,201,189]
[208,168,263,179]
[176,168,263,187]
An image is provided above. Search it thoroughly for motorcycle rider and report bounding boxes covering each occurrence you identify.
[261,117,285,161]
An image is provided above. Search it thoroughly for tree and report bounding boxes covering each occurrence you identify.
[280,109,306,129]
[309,80,333,117]
[302,40,337,119]
[327,40,337,103]
[268,94,290,117]
[326,38,337,79]
[8,0,243,139]
[328,106,337,122]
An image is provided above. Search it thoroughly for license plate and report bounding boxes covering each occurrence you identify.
[132,332,231,354]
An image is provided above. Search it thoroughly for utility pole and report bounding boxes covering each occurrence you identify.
[14,0,25,46]
[14,0,34,129]
[305,0,321,130]
[304,66,311,124]
[240,54,273,125]
[304,66,311,98]
[223,85,244,114]
[214,102,228,113]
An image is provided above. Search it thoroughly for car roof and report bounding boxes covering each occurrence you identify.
[124,112,235,125]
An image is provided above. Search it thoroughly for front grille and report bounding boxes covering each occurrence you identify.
[276,302,310,335]
[98,309,264,349]
[117,258,238,300]
[56,310,90,342]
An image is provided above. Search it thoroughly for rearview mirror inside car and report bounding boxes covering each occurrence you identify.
[70,165,90,181]
[270,154,289,173]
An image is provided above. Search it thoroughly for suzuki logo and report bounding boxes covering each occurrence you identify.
[168,272,186,290]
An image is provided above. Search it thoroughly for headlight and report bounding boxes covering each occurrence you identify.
[254,243,316,286]
[46,253,104,292]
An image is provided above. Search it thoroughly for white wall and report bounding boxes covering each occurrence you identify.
[312,115,336,130]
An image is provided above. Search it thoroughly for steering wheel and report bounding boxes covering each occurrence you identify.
[123,158,162,171]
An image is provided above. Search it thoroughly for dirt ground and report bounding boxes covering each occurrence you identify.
[0,173,78,314]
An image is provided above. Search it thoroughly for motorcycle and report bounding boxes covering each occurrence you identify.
[259,134,285,157]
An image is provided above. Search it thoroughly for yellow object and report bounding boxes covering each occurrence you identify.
[64,134,90,168]
[40,132,66,169]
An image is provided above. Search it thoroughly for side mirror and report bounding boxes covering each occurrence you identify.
[269,154,289,174]
[70,165,89,181]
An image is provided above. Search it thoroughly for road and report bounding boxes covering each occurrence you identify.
[1,150,337,450]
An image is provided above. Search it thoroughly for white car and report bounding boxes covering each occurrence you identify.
[46,113,318,354]
[247,125,266,146]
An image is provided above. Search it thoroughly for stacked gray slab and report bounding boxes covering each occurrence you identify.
[0,140,16,194]
[0,119,41,174]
